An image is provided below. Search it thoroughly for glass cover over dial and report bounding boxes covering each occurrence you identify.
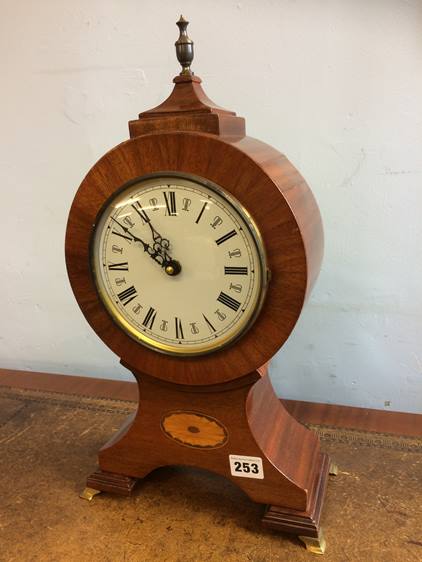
[91,174,268,355]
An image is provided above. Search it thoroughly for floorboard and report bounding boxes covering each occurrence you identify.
[1,368,420,437]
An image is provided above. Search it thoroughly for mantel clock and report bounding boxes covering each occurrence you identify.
[65,17,333,554]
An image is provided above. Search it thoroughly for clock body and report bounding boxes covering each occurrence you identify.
[67,21,329,551]
[65,130,323,386]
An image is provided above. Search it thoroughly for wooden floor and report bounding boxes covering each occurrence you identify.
[0,368,421,437]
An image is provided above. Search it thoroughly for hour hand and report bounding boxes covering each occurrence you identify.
[149,240,181,276]
[148,222,170,252]
[111,217,181,275]
[110,217,150,251]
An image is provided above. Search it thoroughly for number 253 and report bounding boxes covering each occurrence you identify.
[233,461,259,474]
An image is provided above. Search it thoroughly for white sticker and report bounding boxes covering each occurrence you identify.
[229,454,264,479]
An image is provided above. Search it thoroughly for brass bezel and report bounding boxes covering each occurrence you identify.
[90,172,269,357]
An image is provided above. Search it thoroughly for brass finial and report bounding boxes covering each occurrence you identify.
[175,15,194,76]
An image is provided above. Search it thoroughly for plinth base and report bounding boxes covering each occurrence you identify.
[80,369,331,553]
[86,469,138,496]
[262,452,330,552]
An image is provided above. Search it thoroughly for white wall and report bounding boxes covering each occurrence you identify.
[1,0,421,413]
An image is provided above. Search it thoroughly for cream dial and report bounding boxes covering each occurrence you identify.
[91,174,267,355]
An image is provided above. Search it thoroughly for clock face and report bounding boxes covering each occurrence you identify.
[91,173,268,356]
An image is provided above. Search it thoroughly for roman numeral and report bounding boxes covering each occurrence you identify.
[215,230,237,246]
[164,191,177,216]
[112,230,132,242]
[202,313,216,333]
[108,262,129,271]
[175,317,184,339]
[123,216,135,228]
[142,307,157,329]
[117,285,137,306]
[217,291,241,312]
[195,202,208,224]
[224,266,248,275]
[132,201,150,224]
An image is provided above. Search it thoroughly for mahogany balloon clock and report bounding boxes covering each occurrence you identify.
[65,17,333,554]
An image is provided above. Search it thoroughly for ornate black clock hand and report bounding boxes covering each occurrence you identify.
[130,203,180,274]
[131,200,170,252]
[148,222,170,251]
[144,218,182,270]
[150,236,181,276]
[111,217,181,275]
[147,223,182,276]
[110,217,150,251]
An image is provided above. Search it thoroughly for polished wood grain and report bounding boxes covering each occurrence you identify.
[129,75,245,138]
[2,369,419,437]
[86,470,137,496]
[262,452,330,539]
[143,75,236,115]
[87,368,328,515]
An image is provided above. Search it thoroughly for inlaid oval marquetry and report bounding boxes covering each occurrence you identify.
[161,411,228,449]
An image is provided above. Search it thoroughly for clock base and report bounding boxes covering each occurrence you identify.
[262,451,330,551]
[85,469,138,496]
[81,365,331,548]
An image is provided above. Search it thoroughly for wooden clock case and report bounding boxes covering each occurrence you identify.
[65,71,330,552]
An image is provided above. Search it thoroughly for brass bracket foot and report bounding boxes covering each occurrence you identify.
[80,487,101,501]
[299,529,326,555]
[329,462,338,476]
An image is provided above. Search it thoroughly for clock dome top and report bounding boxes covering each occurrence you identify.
[128,17,246,139]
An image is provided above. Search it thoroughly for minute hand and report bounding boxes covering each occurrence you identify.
[111,217,173,269]
[110,217,150,252]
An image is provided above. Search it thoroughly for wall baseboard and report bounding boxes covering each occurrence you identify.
[0,368,420,437]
